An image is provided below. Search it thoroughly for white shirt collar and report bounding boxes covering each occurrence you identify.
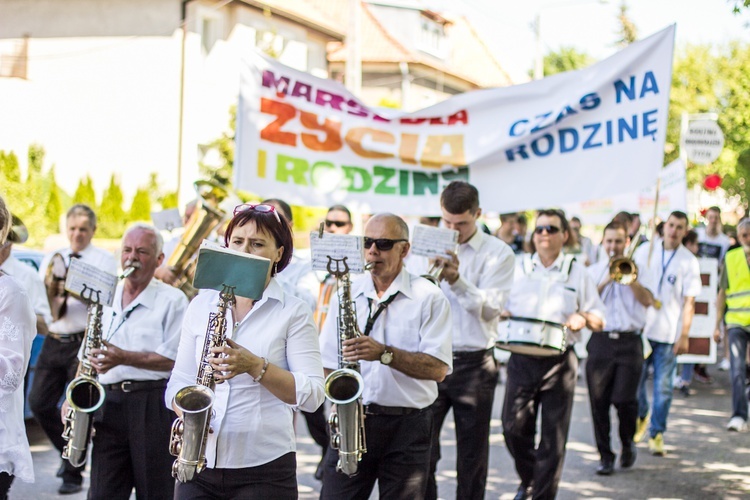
[358,265,414,301]
[531,252,565,270]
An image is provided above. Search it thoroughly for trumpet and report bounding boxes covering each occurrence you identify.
[608,235,640,286]
[421,261,443,286]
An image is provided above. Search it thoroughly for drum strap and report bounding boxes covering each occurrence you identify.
[523,253,576,282]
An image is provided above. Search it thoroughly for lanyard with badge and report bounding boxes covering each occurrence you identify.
[654,246,676,309]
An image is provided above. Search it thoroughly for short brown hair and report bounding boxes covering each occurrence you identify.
[536,208,569,234]
[440,181,479,214]
[67,204,97,229]
[224,207,293,276]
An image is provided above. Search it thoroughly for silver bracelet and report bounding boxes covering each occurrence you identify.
[253,357,269,383]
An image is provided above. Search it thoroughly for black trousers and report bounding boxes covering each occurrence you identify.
[502,348,578,500]
[0,472,13,500]
[426,349,498,500]
[174,453,297,500]
[88,384,176,500]
[302,403,329,455]
[585,333,644,461]
[320,408,433,500]
[27,335,85,483]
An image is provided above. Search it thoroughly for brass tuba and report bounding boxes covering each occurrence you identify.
[324,257,366,477]
[169,284,235,482]
[167,181,229,299]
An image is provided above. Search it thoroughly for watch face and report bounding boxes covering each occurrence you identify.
[380,350,393,365]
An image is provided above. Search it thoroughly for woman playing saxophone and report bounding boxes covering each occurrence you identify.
[165,203,325,499]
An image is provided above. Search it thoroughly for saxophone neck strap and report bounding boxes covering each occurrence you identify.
[364,292,400,337]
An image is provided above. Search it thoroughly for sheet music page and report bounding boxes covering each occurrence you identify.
[151,208,183,232]
[65,259,117,307]
[411,224,459,259]
[310,232,365,273]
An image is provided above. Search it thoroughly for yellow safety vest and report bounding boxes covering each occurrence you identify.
[725,247,750,326]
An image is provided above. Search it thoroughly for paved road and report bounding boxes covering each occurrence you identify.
[9,364,750,499]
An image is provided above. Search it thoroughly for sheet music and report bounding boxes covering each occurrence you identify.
[411,224,459,259]
[151,208,183,232]
[65,259,117,307]
[310,232,365,273]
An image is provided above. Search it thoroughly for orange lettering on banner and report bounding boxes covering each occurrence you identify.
[421,135,466,168]
[260,98,296,146]
[300,111,342,152]
[398,133,419,165]
[344,128,395,159]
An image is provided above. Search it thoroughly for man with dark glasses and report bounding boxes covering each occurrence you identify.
[319,213,452,499]
[502,209,605,500]
[425,181,516,500]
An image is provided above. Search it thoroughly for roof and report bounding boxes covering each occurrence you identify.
[301,0,513,88]
[240,0,345,40]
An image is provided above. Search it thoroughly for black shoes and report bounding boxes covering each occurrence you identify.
[314,459,324,481]
[596,457,615,475]
[58,481,83,495]
[513,483,532,500]
[621,443,637,468]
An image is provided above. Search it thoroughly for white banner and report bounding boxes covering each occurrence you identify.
[563,158,687,225]
[236,25,675,214]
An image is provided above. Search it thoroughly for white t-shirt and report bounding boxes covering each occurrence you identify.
[695,227,731,261]
[634,241,702,344]
[2,255,52,324]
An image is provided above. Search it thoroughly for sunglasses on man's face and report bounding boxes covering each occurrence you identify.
[364,237,408,251]
[233,203,281,224]
[325,219,350,228]
[534,225,561,235]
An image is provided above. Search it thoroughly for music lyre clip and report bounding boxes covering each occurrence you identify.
[80,284,102,306]
[326,256,350,279]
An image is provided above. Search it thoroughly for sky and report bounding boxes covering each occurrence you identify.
[427,0,750,83]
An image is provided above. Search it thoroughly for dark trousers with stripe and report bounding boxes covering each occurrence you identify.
[426,349,498,500]
[586,332,643,461]
[88,384,175,500]
[502,348,578,500]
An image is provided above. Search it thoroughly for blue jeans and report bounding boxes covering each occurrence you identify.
[680,363,694,384]
[728,327,750,421]
[637,340,676,437]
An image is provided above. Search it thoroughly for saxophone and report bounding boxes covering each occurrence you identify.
[324,257,366,476]
[61,290,103,465]
[61,266,136,466]
[169,284,235,483]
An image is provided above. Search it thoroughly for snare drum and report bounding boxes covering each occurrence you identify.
[496,316,567,357]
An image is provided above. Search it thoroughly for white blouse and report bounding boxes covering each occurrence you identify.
[0,273,36,483]
[165,278,325,469]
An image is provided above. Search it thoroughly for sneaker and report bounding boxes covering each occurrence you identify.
[634,414,649,443]
[719,358,730,371]
[679,384,690,397]
[727,416,747,432]
[693,365,713,384]
[648,433,665,456]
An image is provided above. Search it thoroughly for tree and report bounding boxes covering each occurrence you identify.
[730,0,750,13]
[615,1,638,48]
[666,42,750,205]
[0,151,21,183]
[533,46,595,78]
[128,186,151,222]
[45,166,64,234]
[27,143,44,181]
[73,175,97,207]
[98,174,126,238]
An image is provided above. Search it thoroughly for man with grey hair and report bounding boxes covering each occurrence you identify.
[31,204,117,494]
[79,223,188,498]
[714,218,750,432]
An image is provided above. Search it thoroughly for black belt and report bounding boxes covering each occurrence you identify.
[453,348,493,360]
[598,330,640,339]
[104,379,168,393]
[364,403,424,416]
[47,332,85,343]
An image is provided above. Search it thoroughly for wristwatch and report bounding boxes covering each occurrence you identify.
[380,346,394,365]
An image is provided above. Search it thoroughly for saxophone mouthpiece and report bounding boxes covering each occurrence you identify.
[364,262,375,271]
[119,261,140,279]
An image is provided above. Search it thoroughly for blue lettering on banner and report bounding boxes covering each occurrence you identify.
[614,70,660,104]
[508,92,602,137]
[505,109,659,162]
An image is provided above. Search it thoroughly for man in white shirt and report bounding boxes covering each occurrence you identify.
[696,206,731,261]
[633,211,702,456]
[502,209,605,500]
[586,222,654,475]
[319,213,453,500]
[425,181,515,500]
[77,223,187,499]
[29,204,117,495]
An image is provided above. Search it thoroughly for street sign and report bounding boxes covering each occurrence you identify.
[681,119,724,164]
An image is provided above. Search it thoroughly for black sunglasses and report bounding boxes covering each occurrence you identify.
[534,225,561,235]
[364,237,408,251]
[325,219,350,228]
